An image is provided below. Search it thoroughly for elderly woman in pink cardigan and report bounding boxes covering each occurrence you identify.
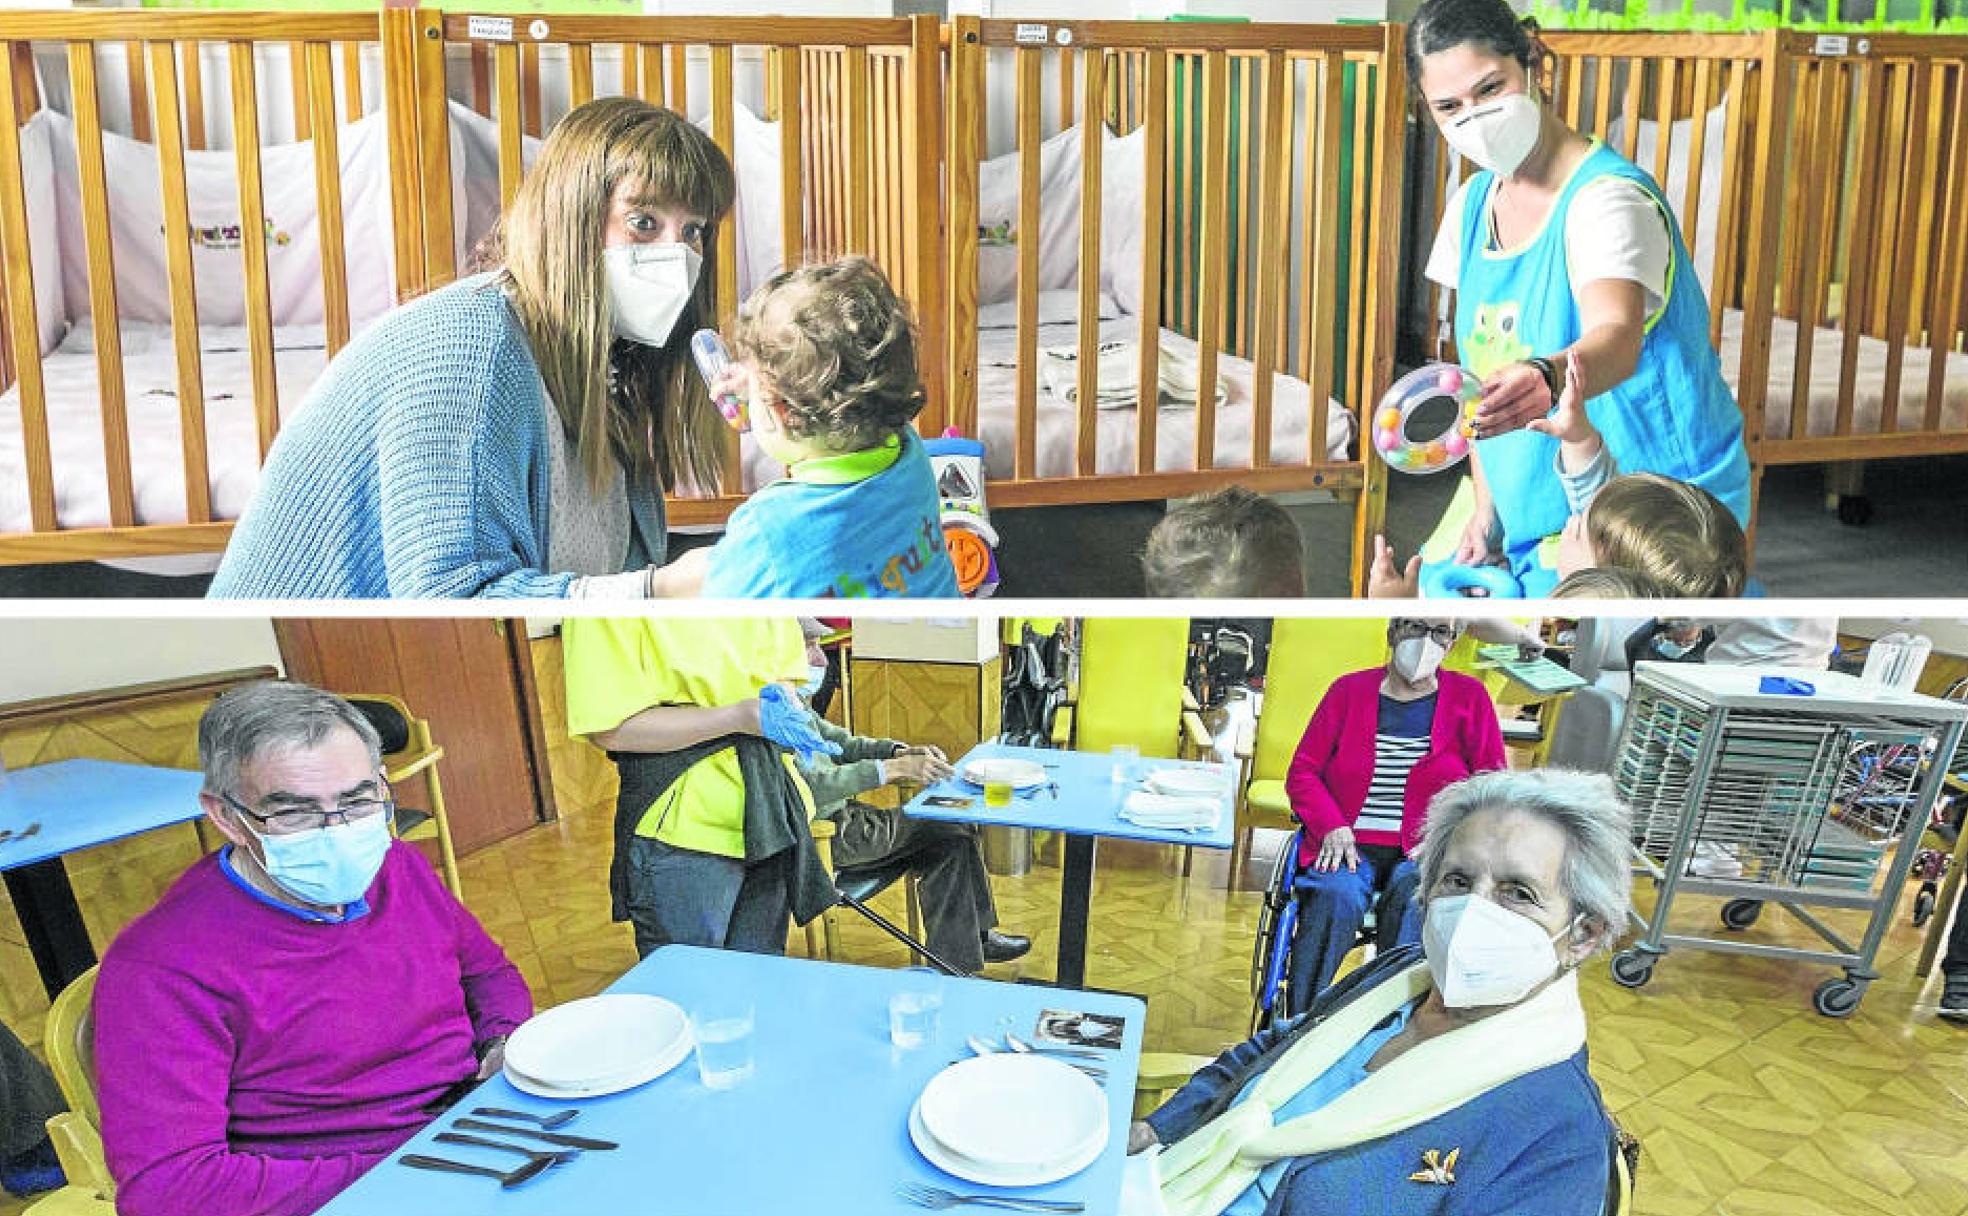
[1280,618,1506,1013]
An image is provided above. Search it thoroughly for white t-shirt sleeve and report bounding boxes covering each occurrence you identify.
[1425,177,1473,290]
[1563,177,1671,317]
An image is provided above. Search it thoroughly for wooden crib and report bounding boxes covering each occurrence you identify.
[0,8,418,566]
[942,19,1407,592]
[411,10,942,527]
[1421,31,1968,533]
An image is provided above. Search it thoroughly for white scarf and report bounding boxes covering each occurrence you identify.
[1142,962,1587,1216]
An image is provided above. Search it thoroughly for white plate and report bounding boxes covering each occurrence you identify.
[503,1038,688,1100]
[910,1095,1106,1189]
[960,759,1049,791]
[504,994,691,1090]
[918,1055,1107,1171]
[1143,767,1224,798]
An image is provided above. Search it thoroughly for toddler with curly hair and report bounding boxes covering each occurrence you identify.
[694,256,958,597]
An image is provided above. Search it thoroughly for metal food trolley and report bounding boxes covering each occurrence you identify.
[1609,662,1968,1017]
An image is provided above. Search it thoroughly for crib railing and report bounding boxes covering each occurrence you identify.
[419,12,938,526]
[1754,32,1967,462]
[944,20,1406,591]
[0,9,406,565]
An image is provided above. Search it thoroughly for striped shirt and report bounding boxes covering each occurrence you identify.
[1358,693,1437,837]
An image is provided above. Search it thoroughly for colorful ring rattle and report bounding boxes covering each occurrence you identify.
[1420,561,1525,599]
[1372,362,1481,474]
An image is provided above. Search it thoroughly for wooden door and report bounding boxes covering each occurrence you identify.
[275,619,555,855]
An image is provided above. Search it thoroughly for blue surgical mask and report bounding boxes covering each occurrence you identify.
[1655,638,1695,660]
[798,664,829,699]
[254,814,393,906]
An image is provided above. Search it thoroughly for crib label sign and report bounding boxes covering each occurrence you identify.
[1015,23,1049,44]
[1812,34,1850,56]
[468,15,514,42]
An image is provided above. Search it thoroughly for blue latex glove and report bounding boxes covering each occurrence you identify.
[758,683,842,764]
[1758,676,1815,696]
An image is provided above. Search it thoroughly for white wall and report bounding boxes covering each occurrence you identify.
[0,619,283,705]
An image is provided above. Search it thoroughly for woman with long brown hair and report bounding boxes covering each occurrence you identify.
[211,97,733,598]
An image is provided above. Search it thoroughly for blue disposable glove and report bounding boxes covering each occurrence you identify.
[758,683,843,764]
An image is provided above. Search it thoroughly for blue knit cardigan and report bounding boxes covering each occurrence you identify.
[209,276,666,598]
[1144,946,1615,1216]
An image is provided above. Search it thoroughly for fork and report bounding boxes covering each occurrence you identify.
[433,1132,579,1168]
[898,1183,1085,1212]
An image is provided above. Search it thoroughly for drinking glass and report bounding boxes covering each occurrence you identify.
[984,780,1014,808]
[1111,744,1141,785]
[692,1000,755,1090]
[889,988,942,1049]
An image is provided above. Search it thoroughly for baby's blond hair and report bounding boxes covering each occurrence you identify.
[1586,473,1747,598]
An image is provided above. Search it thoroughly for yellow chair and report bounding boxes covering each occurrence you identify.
[346,694,464,900]
[27,966,115,1216]
[1229,619,1390,888]
[805,818,926,966]
[1058,619,1211,873]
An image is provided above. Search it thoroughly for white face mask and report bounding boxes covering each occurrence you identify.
[604,242,703,347]
[1423,894,1576,1007]
[1440,91,1544,177]
[1392,635,1447,684]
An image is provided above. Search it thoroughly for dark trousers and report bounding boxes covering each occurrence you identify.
[622,837,792,960]
[1285,843,1422,1016]
[829,803,999,975]
[1945,876,1968,978]
[0,1020,62,1158]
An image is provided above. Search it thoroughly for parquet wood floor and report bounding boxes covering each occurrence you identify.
[3,774,1965,1215]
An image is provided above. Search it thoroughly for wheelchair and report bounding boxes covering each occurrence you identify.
[1250,826,1420,1033]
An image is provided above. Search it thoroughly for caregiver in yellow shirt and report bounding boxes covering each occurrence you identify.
[563,617,824,956]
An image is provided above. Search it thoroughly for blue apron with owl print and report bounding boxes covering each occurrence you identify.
[1453,141,1752,593]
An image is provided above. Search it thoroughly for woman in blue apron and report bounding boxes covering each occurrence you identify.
[1411,0,1751,597]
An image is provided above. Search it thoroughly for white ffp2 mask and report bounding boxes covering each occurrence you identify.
[604,243,703,347]
[1423,894,1573,1007]
[1393,636,1447,684]
[1441,92,1543,177]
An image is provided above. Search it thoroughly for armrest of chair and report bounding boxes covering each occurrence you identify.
[384,744,444,784]
[1050,704,1075,749]
[808,816,836,871]
[1180,688,1201,714]
[1131,1050,1220,1121]
[1234,717,1256,762]
[43,1113,114,1195]
[1180,710,1213,755]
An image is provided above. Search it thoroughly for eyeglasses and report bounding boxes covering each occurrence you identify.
[220,778,394,836]
[1391,621,1459,647]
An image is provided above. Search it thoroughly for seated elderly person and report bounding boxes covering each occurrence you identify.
[95,683,532,1216]
[1126,769,1631,1216]
[1280,618,1505,1012]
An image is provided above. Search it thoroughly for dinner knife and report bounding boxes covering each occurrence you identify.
[453,1117,619,1151]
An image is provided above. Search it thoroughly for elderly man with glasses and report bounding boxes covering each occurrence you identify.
[94,682,532,1216]
[1278,619,1507,1013]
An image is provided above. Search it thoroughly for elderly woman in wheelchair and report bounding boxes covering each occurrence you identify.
[1275,618,1506,1016]
[1125,769,1635,1216]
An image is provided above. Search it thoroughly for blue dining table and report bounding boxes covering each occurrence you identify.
[315,945,1145,1216]
[0,758,206,997]
[904,742,1235,988]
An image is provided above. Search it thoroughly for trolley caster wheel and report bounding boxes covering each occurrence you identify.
[1720,899,1764,931]
[1836,495,1873,527]
[1914,888,1937,928]
[1610,950,1655,989]
[1813,977,1866,1018]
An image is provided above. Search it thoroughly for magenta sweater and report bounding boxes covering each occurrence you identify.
[94,842,532,1216]
[1283,668,1507,864]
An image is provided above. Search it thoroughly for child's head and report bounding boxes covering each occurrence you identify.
[1557,473,1747,598]
[1143,487,1305,597]
[730,256,925,461]
[1552,565,1672,599]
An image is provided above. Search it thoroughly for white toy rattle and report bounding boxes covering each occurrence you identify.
[1372,362,1481,474]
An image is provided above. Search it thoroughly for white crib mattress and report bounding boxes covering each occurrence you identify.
[0,321,327,537]
[1717,309,1968,441]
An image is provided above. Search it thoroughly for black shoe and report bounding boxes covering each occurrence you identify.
[981,930,1032,964]
[1941,973,1968,1022]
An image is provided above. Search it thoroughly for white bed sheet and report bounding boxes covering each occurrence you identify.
[1717,309,1968,441]
[0,321,327,536]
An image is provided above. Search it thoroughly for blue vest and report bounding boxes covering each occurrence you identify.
[1454,142,1752,593]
